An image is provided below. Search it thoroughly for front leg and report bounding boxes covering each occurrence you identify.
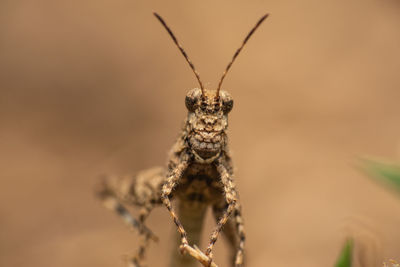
[212,202,245,267]
[161,155,191,251]
[205,159,238,262]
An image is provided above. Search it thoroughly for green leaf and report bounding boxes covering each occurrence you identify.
[335,239,353,267]
[361,158,400,193]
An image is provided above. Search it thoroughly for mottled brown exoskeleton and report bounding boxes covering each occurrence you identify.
[96,12,268,267]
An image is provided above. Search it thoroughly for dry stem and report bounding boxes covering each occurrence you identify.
[181,244,219,267]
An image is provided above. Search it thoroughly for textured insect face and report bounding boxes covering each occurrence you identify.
[185,88,233,161]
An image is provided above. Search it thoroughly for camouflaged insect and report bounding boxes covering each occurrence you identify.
[96,12,268,267]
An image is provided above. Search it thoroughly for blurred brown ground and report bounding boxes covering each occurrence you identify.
[1,1,400,266]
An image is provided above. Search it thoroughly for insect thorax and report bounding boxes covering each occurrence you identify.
[184,88,233,164]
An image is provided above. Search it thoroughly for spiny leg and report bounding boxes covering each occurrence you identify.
[95,178,158,241]
[161,158,191,251]
[128,205,155,267]
[96,177,159,267]
[205,160,238,264]
[227,203,246,267]
[212,203,236,266]
[233,205,245,267]
[212,202,245,267]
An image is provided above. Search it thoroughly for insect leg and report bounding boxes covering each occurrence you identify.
[205,161,238,263]
[233,204,245,267]
[128,204,155,267]
[212,201,245,267]
[96,168,166,267]
[161,158,191,250]
[95,176,158,240]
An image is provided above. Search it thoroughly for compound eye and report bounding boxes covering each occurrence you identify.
[222,99,233,114]
[185,95,198,111]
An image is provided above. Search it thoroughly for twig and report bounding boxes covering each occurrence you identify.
[182,244,219,267]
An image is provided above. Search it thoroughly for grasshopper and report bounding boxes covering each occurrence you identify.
[96,12,268,267]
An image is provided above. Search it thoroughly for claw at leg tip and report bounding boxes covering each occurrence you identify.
[179,243,188,255]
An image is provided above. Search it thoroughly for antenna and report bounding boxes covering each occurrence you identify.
[216,13,269,98]
[153,12,205,97]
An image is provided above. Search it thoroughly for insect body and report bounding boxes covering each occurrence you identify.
[96,12,268,267]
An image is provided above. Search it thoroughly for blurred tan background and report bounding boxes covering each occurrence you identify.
[1,0,400,266]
